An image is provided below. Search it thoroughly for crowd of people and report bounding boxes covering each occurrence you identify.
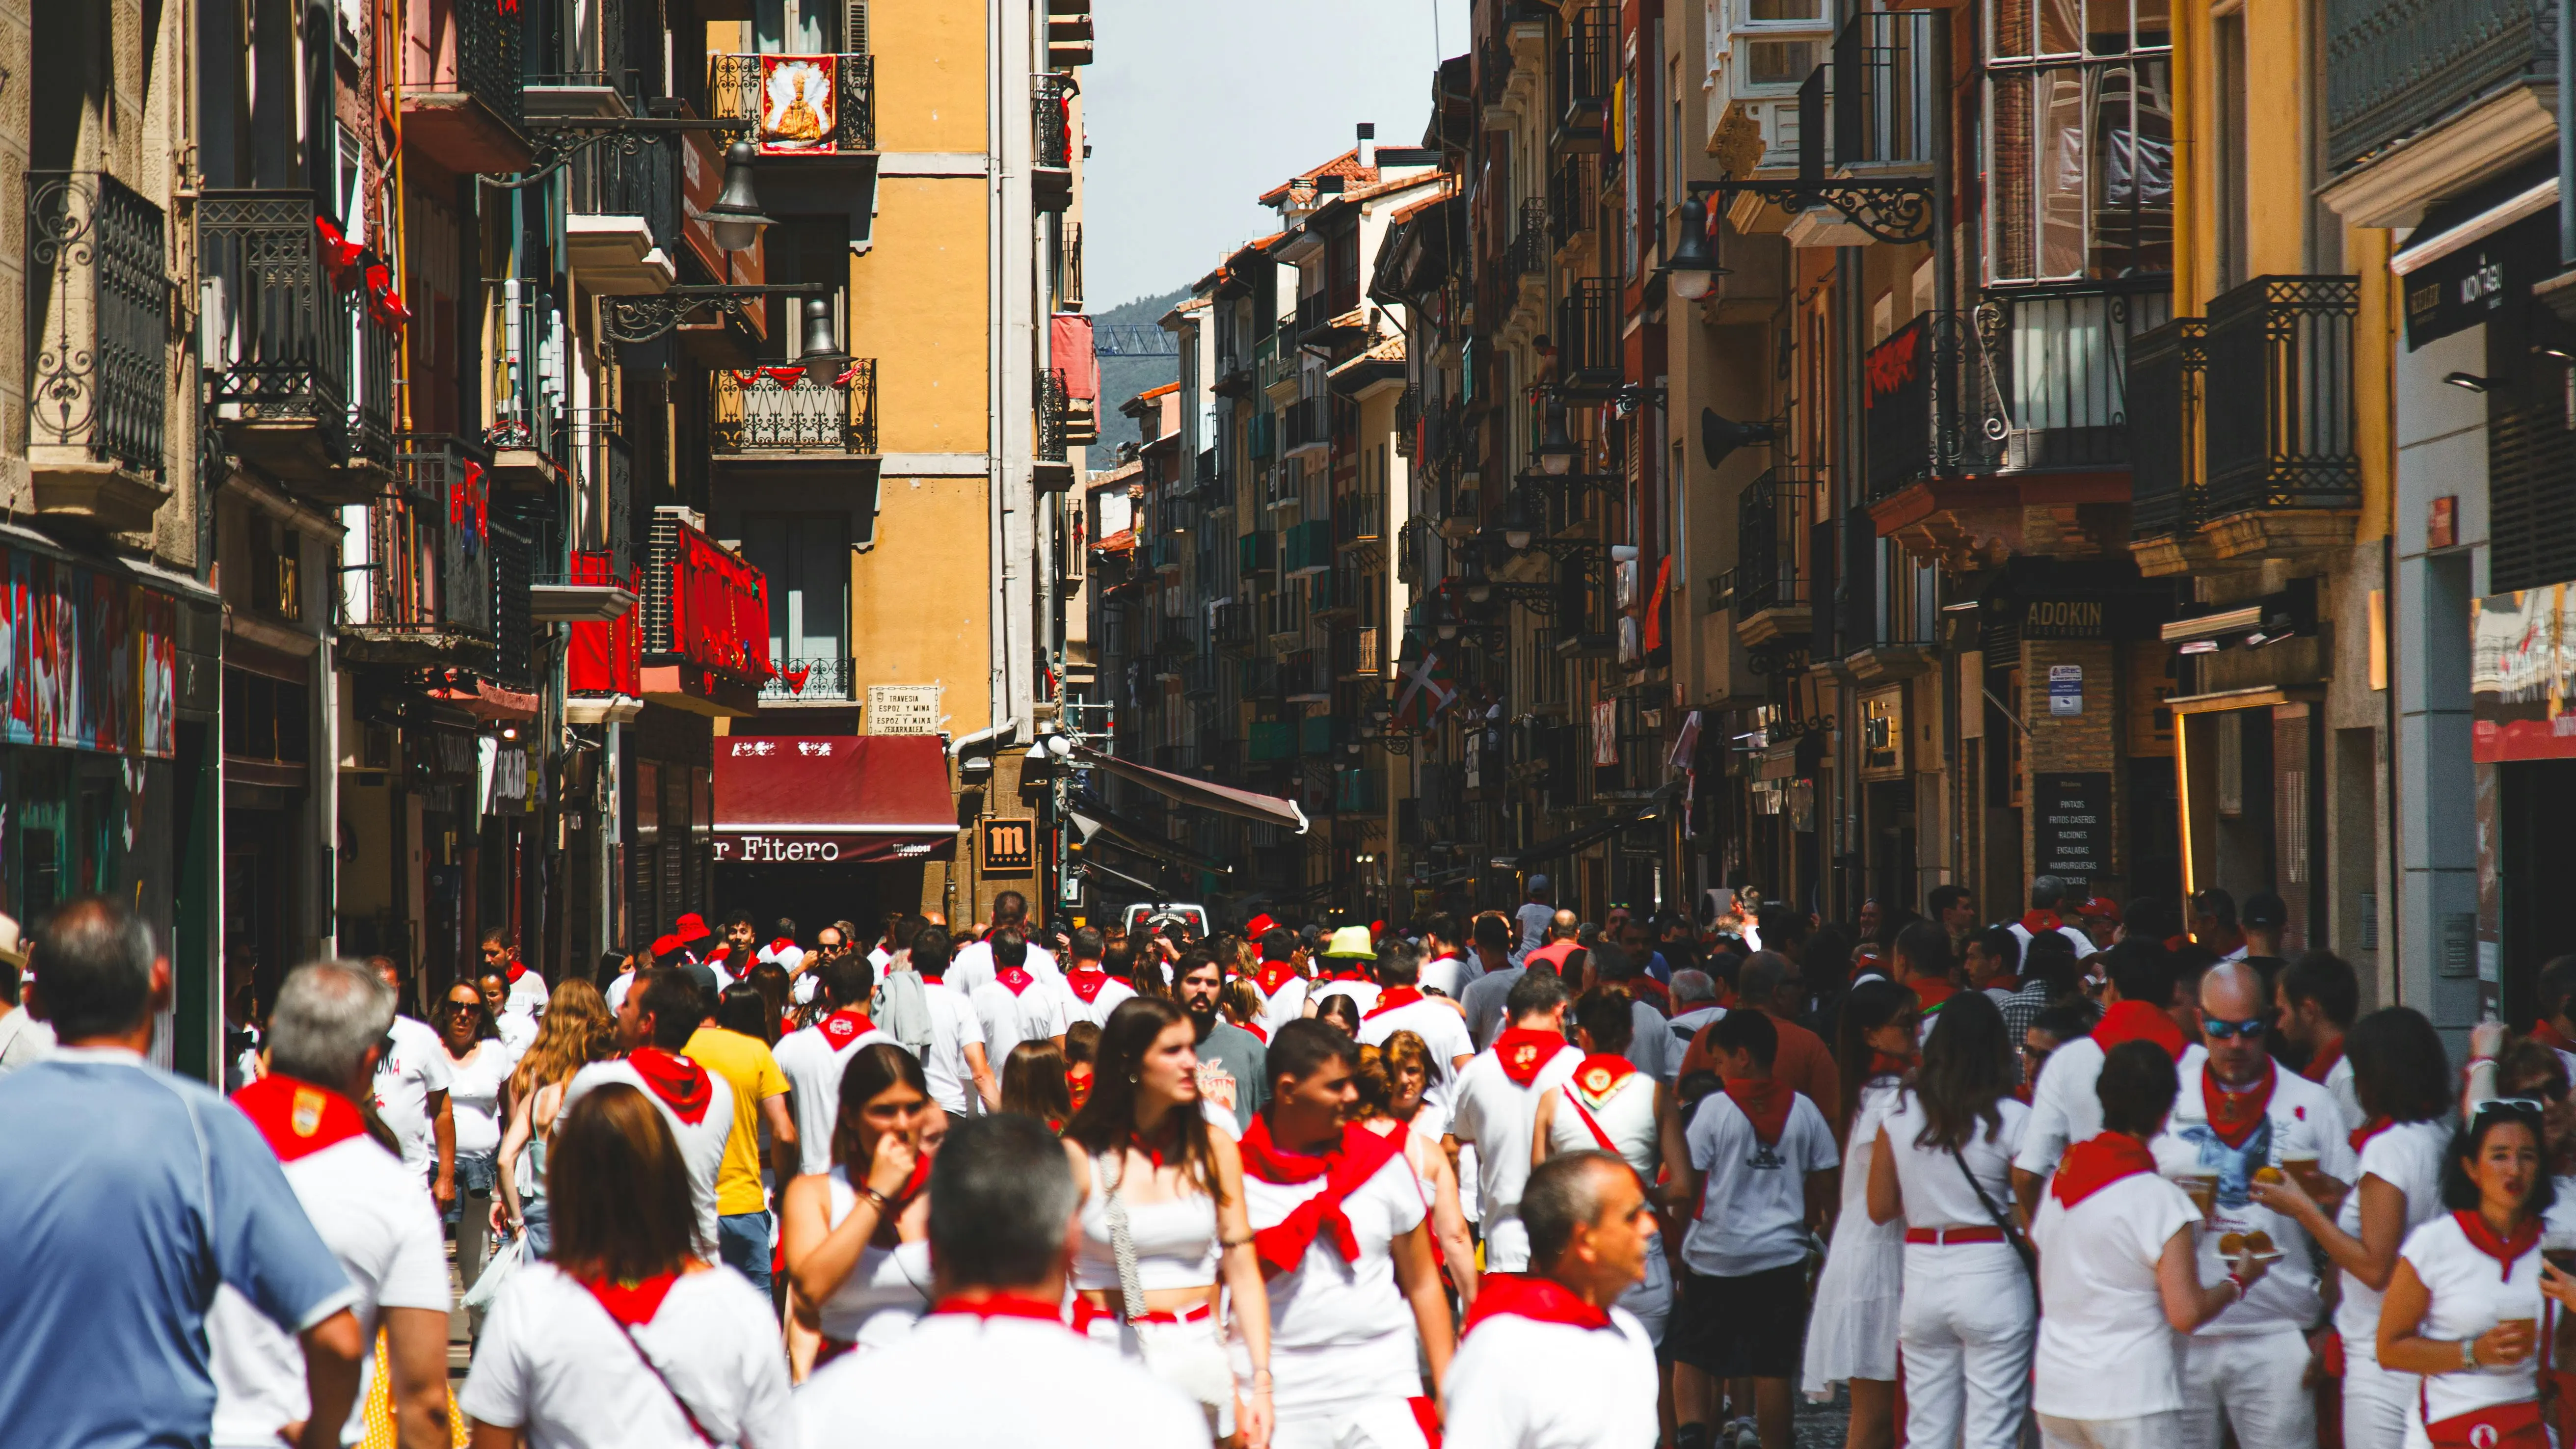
[8,873,2576,1449]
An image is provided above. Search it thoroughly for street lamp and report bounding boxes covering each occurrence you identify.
[1496,487,1538,553]
[796,297,848,378]
[1660,189,1725,302]
[1535,392,1578,477]
[705,140,778,253]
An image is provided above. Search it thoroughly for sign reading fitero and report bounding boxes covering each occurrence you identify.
[867,685,942,735]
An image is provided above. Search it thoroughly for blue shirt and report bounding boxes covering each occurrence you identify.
[0,1048,354,1449]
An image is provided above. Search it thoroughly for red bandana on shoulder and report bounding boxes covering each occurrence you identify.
[1567,1052,1638,1110]
[1255,962,1301,997]
[505,961,528,985]
[580,1270,680,1327]
[233,1074,368,1162]
[627,1047,715,1125]
[2052,1131,2158,1209]
[931,1293,1067,1326]
[1065,968,1113,1004]
[1327,965,1372,982]
[997,967,1037,997]
[1462,1272,1614,1338]
[1237,1115,1407,1277]
[2203,1060,2277,1150]
[2021,910,2063,937]
[819,1009,875,1049]
[2298,1038,2345,1085]
[1721,1078,1793,1148]
[1493,1027,1570,1087]
[2454,1208,2543,1280]
[1364,986,1425,1020]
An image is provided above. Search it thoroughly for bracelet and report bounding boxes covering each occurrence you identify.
[858,1186,892,1213]
[2224,1273,2249,1302]
[2464,1337,2480,1370]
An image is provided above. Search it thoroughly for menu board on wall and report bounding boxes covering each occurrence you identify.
[2035,771,2110,879]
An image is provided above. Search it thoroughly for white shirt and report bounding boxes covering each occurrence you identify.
[1882,1093,2029,1231]
[0,1006,55,1076]
[947,939,1062,996]
[1243,1146,1429,1352]
[604,970,638,1012]
[912,979,987,1114]
[1421,953,1478,1000]
[795,1310,1208,1449]
[2399,1211,2546,1430]
[758,941,806,973]
[1253,972,1311,1036]
[2006,921,2096,958]
[504,968,548,1020]
[1443,1307,1661,1449]
[2335,1119,2451,1359]
[2147,1062,2357,1336]
[562,1059,736,1252]
[970,976,1068,1067]
[458,1263,795,1449]
[1621,999,1670,1084]
[371,1016,453,1178]
[1449,1043,1583,1271]
[1681,1088,1837,1277]
[2322,1053,2363,1136]
[444,1043,514,1156]
[773,1019,893,1177]
[2030,1171,2202,1419]
[495,1012,537,1056]
[209,1133,451,1448]
[1544,1063,1662,1180]
[2014,1034,2209,1181]
[1357,995,1476,1136]
[1312,977,1382,1016]
[1059,972,1135,1028]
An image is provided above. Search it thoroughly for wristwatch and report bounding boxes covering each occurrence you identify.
[2464,1338,2480,1370]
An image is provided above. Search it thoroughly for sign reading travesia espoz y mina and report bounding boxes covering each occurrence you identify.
[866,685,942,735]
[2035,771,2111,877]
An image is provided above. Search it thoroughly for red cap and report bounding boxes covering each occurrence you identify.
[650,934,683,958]
[1246,912,1279,936]
[1370,920,1387,935]
[2079,897,2121,923]
[674,912,711,943]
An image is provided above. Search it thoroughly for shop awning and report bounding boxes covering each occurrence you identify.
[1070,795,1234,875]
[1070,746,1309,834]
[1506,782,1684,869]
[712,735,959,864]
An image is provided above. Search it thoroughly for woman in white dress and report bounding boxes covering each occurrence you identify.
[1355,1031,1480,1304]
[778,1043,937,1374]
[1801,978,1917,1449]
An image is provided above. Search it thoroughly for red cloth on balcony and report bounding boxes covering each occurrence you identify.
[1051,314,1099,401]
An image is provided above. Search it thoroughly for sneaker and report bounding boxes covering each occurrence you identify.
[1725,1419,1762,1449]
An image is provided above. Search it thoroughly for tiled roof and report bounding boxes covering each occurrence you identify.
[1258,148,1376,207]
[1387,178,1460,223]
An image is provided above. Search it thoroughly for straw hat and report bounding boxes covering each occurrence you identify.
[1321,925,1376,960]
[0,913,24,970]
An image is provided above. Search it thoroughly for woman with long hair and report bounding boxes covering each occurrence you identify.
[778,1044,937,1375]
[1063,996,1273,1444]
[2377,1100,2571,1449]
[493,979,617,1258]
[1001,1038,1073,1128]
[715,983,777,1046]
[1065,1020,1101,1115]
[1314,992,1363,1037]
[439,977,509,1317]
[1800,978,1916,1449]
[1352,1034,1479,1304]
[459,1084,794,1449]
[1868,991,2033,1448]
[2250,1006,2455,1449]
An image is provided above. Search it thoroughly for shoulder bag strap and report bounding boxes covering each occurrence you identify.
[1946,1139,2039,1288]
[1105,1151,1150,1326]
[1565,1089,1621,1154]
[583,1293,717,1447]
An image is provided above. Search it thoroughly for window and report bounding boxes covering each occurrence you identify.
[1986,0,2174,283]
[740,513,851,671]
[2214,9,2248,288]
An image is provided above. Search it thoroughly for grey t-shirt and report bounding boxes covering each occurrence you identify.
[1194,1020,1269,1133]
[1514,902,1554,957]
[1460,966,1527,1053]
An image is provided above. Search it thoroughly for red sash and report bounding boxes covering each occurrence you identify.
[1494,1027,1570,1087]
[1239,1115,1406,1278]
[2052,1131,2158,1209]
[628,1047,715,1125]
[1721,1078,1792,1148]
[819,1009,874,1049]
[233,1075,368,1162]
[1364,987,1426,1020]
[1460,1273,1613,1338]
[2204,1061,2277,1150]
[579,1270,679,1327]
[2093,999,2188,1061]
[1066,968,1112,1004]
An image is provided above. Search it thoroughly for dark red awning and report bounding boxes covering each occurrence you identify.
[712,735,958,864]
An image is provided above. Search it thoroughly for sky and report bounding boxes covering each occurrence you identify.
[1081,0,1472,313]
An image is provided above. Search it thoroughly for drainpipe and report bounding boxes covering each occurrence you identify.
[2562,0,2573,270]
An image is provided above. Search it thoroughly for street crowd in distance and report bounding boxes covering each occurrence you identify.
[2,874,2573,1449]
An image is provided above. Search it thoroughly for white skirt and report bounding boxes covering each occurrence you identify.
[1801,1208,1905,1397]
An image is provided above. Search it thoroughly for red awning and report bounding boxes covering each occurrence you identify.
[712,735,959,864]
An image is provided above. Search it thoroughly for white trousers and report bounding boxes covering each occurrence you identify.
[2037,1410,2183,1449]
[1898,1245,2035,1449]
[1267,1398,1433,1449]
[2341,1344,2417,1449]
[2176,1328,2316,1449]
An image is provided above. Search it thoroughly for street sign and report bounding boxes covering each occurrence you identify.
[2048,663,2083,717]
[867,684,942,735]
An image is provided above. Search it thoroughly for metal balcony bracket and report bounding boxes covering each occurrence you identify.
[509,118,750,188]
[603,283,828,345]
[1716,179,1934,246]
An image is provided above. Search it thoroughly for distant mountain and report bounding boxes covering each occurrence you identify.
[1087,284,1189,461]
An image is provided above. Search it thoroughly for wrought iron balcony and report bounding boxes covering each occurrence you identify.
[568,408,633,577]
[1985,282,2174,473]
[1038,367,1072,462]
[2127,319,2205,539]
[1334,490,1385,548]
[643,512,772,693]
[2325,0,2552,172]
[26,170,168,532]
[1239,528,1276,575]
[762,656,857,703]
[1549,154,1594,252]
[486,283,569,486]
[1510,197,1549,277]
[400,0,529,173]
[339,433,496,665]
[1257,332,1298,394]
[1059,221,1084,308]
[1034,74,1075,210]
[564,131,679,294]
[1394,388,1418,460]
[1283,519,1334,576]
[1281,396,1331,458]
[1556,4,1613,142]
[1863,311,1999,501]
[710,360,879,456]
[1732,470,1813,636]
[199,189,396,499]
[1557,277,1621,396]
[2202,275,2360,516]
[1335,623,1383,679]
[708,52,876,153]
[489,517,537,692]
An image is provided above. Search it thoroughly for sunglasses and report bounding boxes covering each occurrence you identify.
[444,998,482,1013]
[2201,1016,2269,1040]
[2475,1098,2549,1117]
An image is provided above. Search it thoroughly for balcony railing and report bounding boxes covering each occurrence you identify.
[569,409,633,574]
[565,130,678,243]
[644,513,772,686]
[1557,277,1621,395]
[343,433,495,645]
[1283,519,1334,576]
[1733,471,1810,620]
[1335,624,1382,678]
[1257,332,1296,393]
[1336,767,1383,814]
[1556,5,1614,138]
[1282,396,1330,456]
[708,52,876,152]
[489,517,536,691]
[200,190,396,471]
[487,282,568,471]
[1549,154,1594,251]
[1863,312,1999,500]
[1393,388,1418,460]
[27,170,167,481]
[1510,196,1549,277]
[762,656,856,703]
[1034,74,1075,170]
[567,550,642,696]
[1058,221,1084,307]
[711,360,879,455]
[1239,528,1276,574]
[1987,282,2174,472]
[2127,318,2205,538]
[1039,367,1071,462]
[2325,0,2552,171]
[1334,490,1384,547]
[2201,275,2360,516]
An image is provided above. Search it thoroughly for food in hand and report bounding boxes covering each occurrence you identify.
[2219,1232,2246,1256]
[2245,1230,2276,1255]
[2253,1166,2286,1185]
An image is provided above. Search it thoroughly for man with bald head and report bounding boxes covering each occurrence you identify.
[2148,960,2356,1449]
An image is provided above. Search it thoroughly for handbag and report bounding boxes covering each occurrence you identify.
[461,1233,523,1313]
[1105,1153,1235,1409]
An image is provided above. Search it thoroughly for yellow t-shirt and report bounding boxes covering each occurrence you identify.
[685,1025,790,1216]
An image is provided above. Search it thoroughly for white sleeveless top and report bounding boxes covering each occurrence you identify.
[1544,1058,1661,1179]
[818,1169,934,1348]
[1073,1150,1223,1292]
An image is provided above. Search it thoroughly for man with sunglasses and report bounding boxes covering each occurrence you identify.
[2147,961,2357,1449]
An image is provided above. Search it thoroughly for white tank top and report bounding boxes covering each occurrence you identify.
[1073,1151,1223,1292]
[818,1169,934,1348]
[1545,1059,1660,1179]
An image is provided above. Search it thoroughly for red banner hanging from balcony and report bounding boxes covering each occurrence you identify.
[567,552,641,697]
[671,525,774,685]
[1051,313,1099,401]
[757,56,841,155]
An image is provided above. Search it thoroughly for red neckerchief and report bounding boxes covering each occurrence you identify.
[1255,962,1300,997]
[2052,1131,2159,1209]
[2203,1060,2277,1149]
[2454,1208,2544,1281]
[1240,1020,1269,1042]
[1364,986,1426,1020]
[2536,1021,2576,1055]
[2350,1114,2393,1154]
[1068,1068,1093,1113]
[996,967,1037,997]
[505,960,528,984]
[766,937,795,956]
[1065,967,1112,1004]
[2299,1037,2345,1085]
[1986,974,2020,993]
[931,1293,1067,1324]
[705,946,733,966]
[1721,1078,1793,1147]
[1461,1273,1613,1338]
[819,1009,874,1049]
[1238,1115,1406,1278]
[1911,977,1959,1015]
[579,1270,680,1327]
[2021,910,2062,937]
[1567,1053,1637,1109]
[1327,964,1372,982]
[232,1074,368,1162]
[1494,1026,1570,1087]
[1868,1050,1912,1079]
[627,1047,715,1125]
[2094,999,2188,1061]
